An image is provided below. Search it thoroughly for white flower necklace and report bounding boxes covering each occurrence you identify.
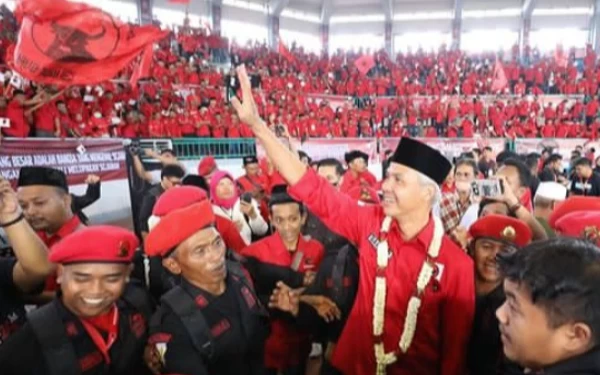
[373,215,444,375]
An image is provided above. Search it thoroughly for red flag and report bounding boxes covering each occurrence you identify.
[12,0,169,87]
[168,0,191,3]
[354,55,375,76]
[554,45,569,68]
[491,60,508,92]
[129,44,153,87]
[278,40,294,62]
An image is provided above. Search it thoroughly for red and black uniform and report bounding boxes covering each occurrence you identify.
[242,232,324,373]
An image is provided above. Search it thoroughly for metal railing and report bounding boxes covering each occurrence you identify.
[171,138,257,160]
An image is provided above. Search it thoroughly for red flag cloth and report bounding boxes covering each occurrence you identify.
[554,45,569,68]
[354,54,375,76]
[491,60,508,92]
[12,0,169,87]
[278,40,294,62]
[130,44,153,87]
[168,0,191,3]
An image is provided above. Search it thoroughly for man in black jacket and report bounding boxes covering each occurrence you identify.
[71,174,101,225]
[569,157,600,196]
[497,238,600,374]
[138,165,185,239]
[144,189,269,375]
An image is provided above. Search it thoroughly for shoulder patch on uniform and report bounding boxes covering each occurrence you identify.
[129,313,146,338]
[210,319,231,337]
[241,286,257,309]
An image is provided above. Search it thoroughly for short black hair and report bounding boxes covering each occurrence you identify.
[478,199,516,218]
[498,238,600,343]
[161,165,185,180]
[160,149,176,157]
[525,153,540,170]
[500,158,532,189]
[317,158,345,177]
[543,153,563,168]
[496,151,519,166]
[182,174,209,194]
[574,157,592,168]
[454,158,478,176]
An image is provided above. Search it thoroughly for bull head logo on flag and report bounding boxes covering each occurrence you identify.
[11,0,169,86]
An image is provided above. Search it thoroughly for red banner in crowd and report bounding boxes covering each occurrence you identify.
[380,137,506,160]
[0,138,128,186]
[257,138,378,163]
[10,0,168,86]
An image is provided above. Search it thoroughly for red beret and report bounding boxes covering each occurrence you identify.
[152,186,207,216]
[145,188,216,257]
[555,211,600,246]
[197,156,216,177]
[549,196,600,229]
[49,226,138,264]
[347,186,380,205]
[469,214,532,248]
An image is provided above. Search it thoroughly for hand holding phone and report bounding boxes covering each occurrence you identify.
[471,179,504,199]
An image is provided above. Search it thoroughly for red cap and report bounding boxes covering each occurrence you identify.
[347,186,380,204]
[197,156,216,177]
[49,226,138,264]
[469,214,532,248]
[549,196,600,229]
[555,211,600,246]
[145,187,216,257]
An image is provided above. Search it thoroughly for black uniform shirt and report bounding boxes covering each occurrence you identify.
[149,275,269,375]
[0,258,28,346]
[0,285,153,375]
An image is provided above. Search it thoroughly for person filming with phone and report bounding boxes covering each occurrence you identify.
[470,159,548,241]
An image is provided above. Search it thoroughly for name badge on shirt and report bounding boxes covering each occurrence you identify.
[368,234,380,249]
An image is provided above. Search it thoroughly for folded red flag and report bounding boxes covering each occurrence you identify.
[354,54,375,76]
[11,0,169,86]
[278,40,294,62]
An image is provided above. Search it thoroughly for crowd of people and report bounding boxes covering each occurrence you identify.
[1,4,600,140]
[1,66,600,375]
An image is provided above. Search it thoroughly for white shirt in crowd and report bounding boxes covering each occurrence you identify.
[213,198,269,245]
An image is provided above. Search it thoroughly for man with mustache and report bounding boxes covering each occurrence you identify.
[438,158,478,247]
[496,238,600,374]
[17,166,85,299]
[0,226,154,375]
[466,214,532,375]
[144,192,269,375]
[231,64,474,375]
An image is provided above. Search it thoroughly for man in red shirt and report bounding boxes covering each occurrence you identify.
[237,155,268,200]
[232,65,474,375]
[16,167,84,300]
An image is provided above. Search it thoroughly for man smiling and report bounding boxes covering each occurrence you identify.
[0,226,154,375]
[496,238,600,374]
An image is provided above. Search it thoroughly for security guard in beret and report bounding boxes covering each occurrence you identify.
[144,197,269,375]
[466,214,532,375]
[0,226,155,375]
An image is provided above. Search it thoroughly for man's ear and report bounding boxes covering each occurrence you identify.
[563,322,593,354]
[162,257,182,275]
